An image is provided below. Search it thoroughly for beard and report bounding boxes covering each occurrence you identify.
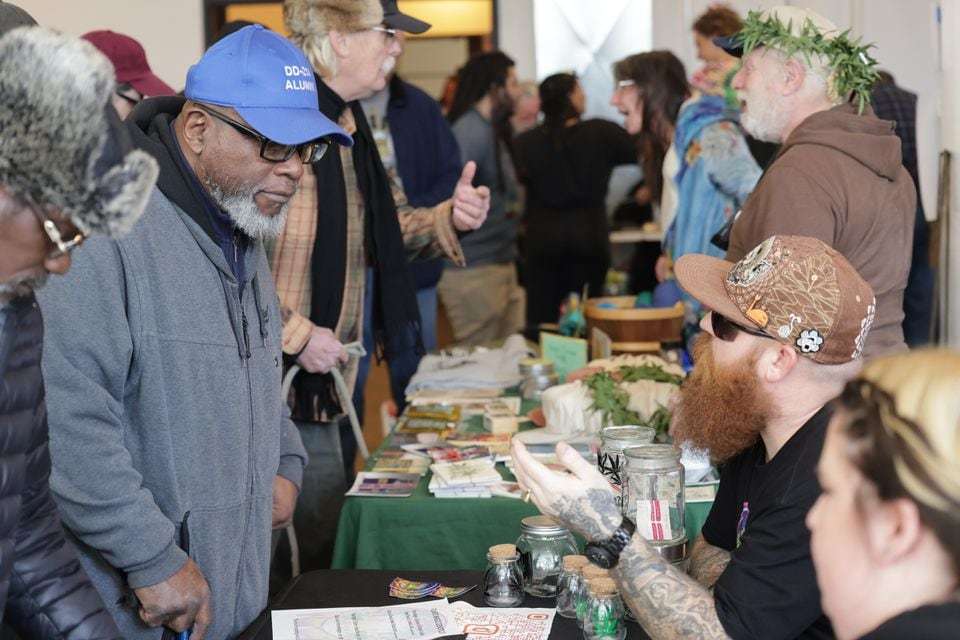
[381,55,396,76]
[0,271,48,303]
[671,334,774,464]
[204,179,289,241]
[739,84,791,143]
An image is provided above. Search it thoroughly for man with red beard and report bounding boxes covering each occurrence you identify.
[512,235,874,640]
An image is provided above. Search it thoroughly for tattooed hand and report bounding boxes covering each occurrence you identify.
[511,440,622,541]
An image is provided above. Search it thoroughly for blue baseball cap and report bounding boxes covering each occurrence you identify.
[185,25,351,147]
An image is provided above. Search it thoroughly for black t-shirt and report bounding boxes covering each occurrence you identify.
[701,405,834,640]
[858,601,960,639]
[513,119,636,213]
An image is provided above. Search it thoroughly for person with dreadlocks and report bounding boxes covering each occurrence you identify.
[438,51,524,346]
[513,73,636,328]
[718,5,915,358]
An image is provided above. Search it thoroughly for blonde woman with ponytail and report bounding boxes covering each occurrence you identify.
[807,350,960,639]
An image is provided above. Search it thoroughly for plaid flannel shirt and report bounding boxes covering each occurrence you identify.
[267,108,465,397]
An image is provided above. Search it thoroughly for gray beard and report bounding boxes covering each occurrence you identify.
[741,95,790,143]
[205,181,289,241]
[0,271,48,305]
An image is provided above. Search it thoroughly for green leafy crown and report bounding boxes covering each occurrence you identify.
[737,10,880,114]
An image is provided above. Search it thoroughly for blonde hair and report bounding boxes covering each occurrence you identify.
[860,350,960,511]
[283,0,383,77]
[839,349,960,572]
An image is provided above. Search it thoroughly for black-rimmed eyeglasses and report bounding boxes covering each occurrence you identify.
[196,104,331,164]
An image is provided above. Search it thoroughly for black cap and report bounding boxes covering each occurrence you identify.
[713,34,743,58]
[0,1,36,37]
[380,0,431,34]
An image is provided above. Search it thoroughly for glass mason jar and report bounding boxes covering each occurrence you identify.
[515,516,579,597]
[555,555,589,618]
[597,426,657,512]
[583,579,627,640]
[483,545,524,607]
[622,444,687,565]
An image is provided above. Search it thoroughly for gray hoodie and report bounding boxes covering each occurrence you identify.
[38,185,307,639]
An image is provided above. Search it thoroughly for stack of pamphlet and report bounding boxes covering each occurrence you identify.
[370,450,430,476]
[428,458,502,498]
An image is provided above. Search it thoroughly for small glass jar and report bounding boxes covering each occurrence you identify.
[483,544,524,607]
[583,578,627,640]
[555,555,589,618]
[576,565,610,628]
[515,515,579,597]
[597,426,657,512]
[622,444,688,566]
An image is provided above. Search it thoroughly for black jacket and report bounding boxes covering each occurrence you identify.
[0,295,120,638]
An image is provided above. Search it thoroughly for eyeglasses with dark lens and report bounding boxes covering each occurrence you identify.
[197,104,330,164]
[32,207,87,259]
[710,311,771,342]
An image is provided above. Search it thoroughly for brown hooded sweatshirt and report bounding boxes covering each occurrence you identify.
[727,103,914,358]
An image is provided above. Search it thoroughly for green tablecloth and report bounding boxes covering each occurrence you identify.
[331,402,713,571]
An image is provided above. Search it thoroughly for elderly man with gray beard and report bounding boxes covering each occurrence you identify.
[715,5,914,358]
[38,25,350,640]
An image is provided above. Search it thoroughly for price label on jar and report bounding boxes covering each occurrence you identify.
[636,499,673,541]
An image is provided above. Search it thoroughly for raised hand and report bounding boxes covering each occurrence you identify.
[451,161,490,232]
[510,440,622,542]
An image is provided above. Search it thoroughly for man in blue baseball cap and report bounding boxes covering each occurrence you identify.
[38,25,350,639]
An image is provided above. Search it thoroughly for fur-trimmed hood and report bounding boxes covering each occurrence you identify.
[284,0,383,37]
[0,27,157,237]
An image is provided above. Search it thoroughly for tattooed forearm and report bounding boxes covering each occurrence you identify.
[613,537,731,639]
[688,535,731,590]
[548,488,621,541]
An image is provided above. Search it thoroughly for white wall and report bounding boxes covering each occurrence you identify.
[19,0,204,92]
[940,0,959,347]
[497,0,536,80]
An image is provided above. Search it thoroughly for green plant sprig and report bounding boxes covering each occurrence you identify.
[616,364,684,386]
[737,10,879,114]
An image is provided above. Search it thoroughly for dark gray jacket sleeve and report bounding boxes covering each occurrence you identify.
[5,430,122,639]
[40,238,187,589]
[276,403,307,489]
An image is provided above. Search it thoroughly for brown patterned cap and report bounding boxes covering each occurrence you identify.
[675,236,876,364]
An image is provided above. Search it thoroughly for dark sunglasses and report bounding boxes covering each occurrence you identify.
[710,312,771,342]
[196,104,330,164]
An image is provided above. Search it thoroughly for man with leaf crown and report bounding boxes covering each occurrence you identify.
[716,6,914,358]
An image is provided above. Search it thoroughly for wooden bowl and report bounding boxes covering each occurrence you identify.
[584,297,684,344]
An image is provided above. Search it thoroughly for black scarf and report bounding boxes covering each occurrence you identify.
[291,77,422,420]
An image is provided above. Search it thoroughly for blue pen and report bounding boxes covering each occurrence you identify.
[159,512,192,640]
[179,511,191,639]
[175,512,191,640]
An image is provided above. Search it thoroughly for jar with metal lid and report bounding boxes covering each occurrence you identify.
[515,515,579,596]
[519,357,554,377]
[583,578,627,640]
[519,358,559,400]
[622,444,687,566]
[483,544,524,607]
[556,555,589,618]
[598,426,656,512]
